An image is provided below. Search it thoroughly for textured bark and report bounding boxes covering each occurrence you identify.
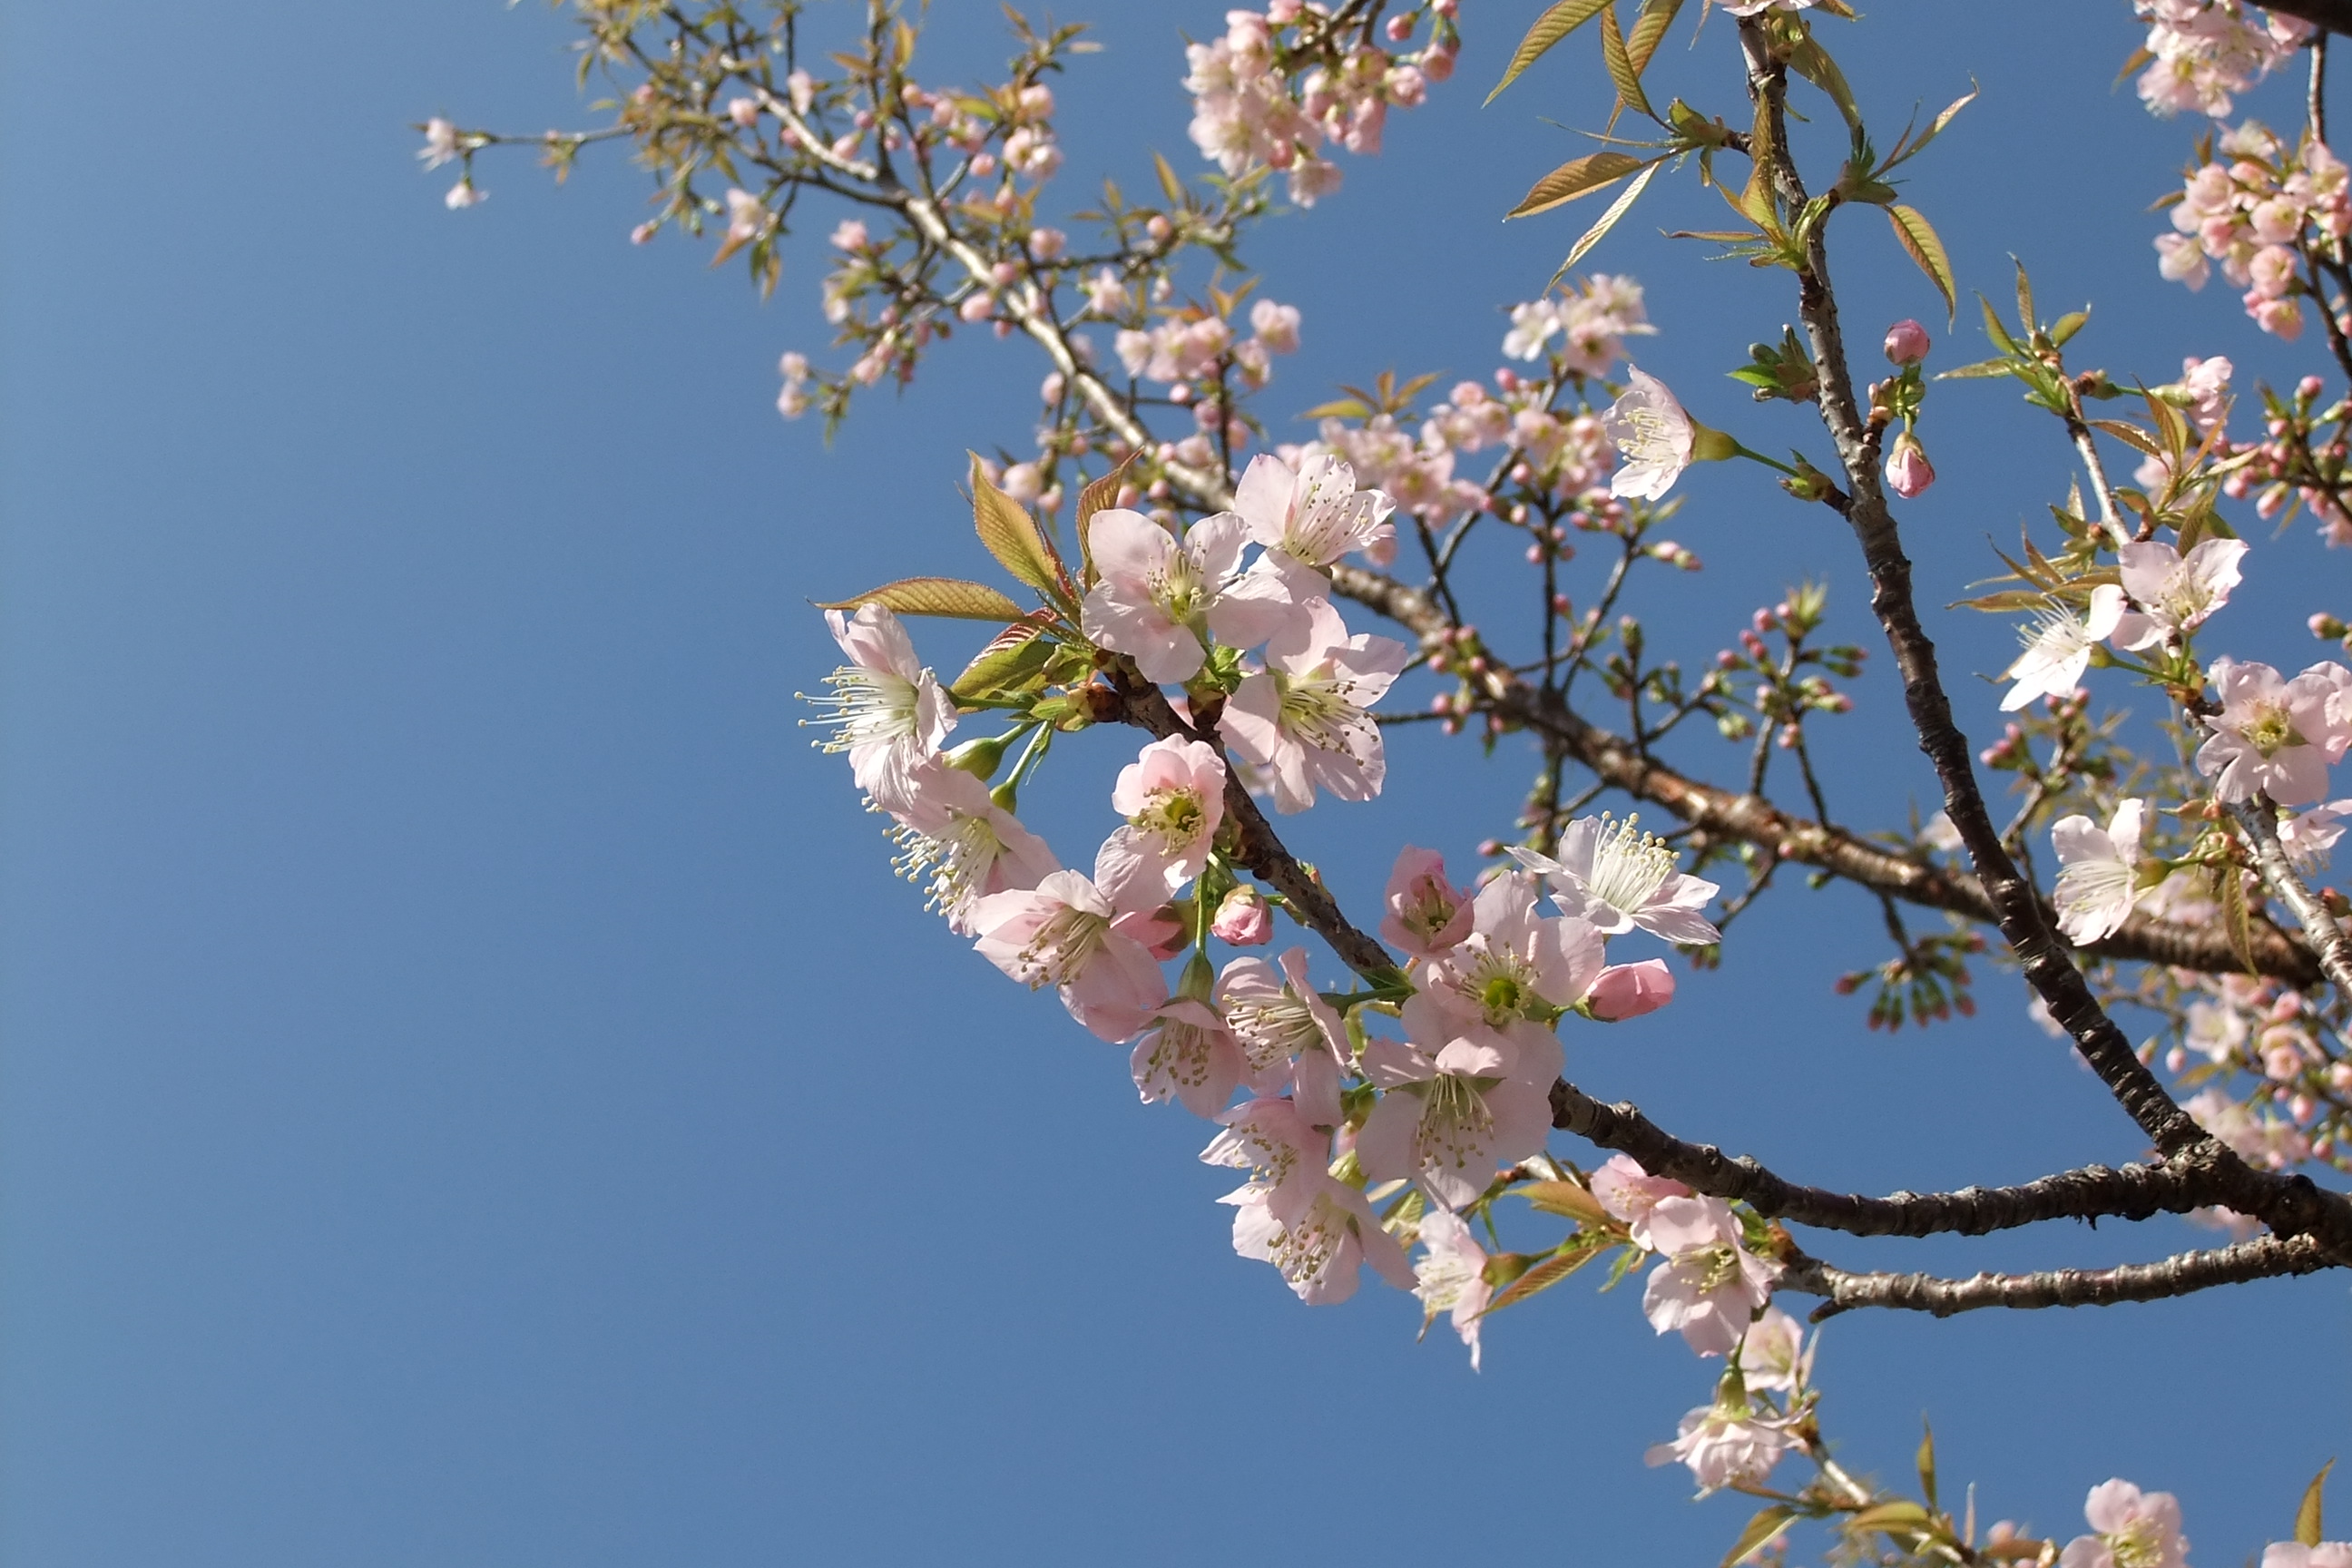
[1785,1234,2335,1319]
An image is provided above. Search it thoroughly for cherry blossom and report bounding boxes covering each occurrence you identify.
[419,118,463,169]
[1379,845,1475,956]
[1220,600,1408,813]
[2278,798,2352,867]
[967,862,1168,1042]
[1415,870,1605,1034]
[1080,508,1301,682]
[1097,737,1226,900]
[1884,431,1936,498]
[1591,1153,1694,1250]
[2133,1,2308,118]
[880,760,1060,934]
[1738,1308,1811,1394]
[1602,367,1697,501]
[1356,1023,1555,1209]
[2263,1544,2352,1568]
[1230,451,1396,574]
[1411,1207,1493,1369]
[2052,798,2152,946]
[1511,813,1721,945]
[1216,946,1348,1087]
[2059,1480,2190,1568]
[1201,1093,1323,1201]
[1209,884,1274,946]
[1588,959,1676,1021]
[2196,657,2348,805]
[1500,277,1653,375]
[1884,318,1931,365]
[1132,995,1248,1117]
[2001,587,2127,712]
[2111,538,2248,648]
[806,604,956,799]
[1641,1195,1779,1357]
[1224,1172,1415,1303]
[1645,1403,1797,1493]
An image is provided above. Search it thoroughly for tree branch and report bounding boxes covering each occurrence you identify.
[1782,1233,2337,1319]
[2233,797,2352,995]
[2268,0,2352,41]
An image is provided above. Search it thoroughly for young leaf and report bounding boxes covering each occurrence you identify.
[1508,151,1648,220]
[1788,36,1861,128]
[1936,357,2015,380]
[817,576,1031,622]
[1519,1180,1610,1223]
[1487,0,1612,104]
[1722,1506,1800,1568]
[2297,1458,2335,1547]
[2218,864,2259,977]
[1888,205,1957,322]
[1627,0,1683,78]
[1600,5,1655,122]
[1152,149,1184,203]
[1073,455,1136,590]
[951,622,1056,701]
[1556,160,1661,274]
[1483,1239,1611,1314]
[1848,1502,1935,1536]
[1917,1422,1939,1511]
[969,452,1065,596]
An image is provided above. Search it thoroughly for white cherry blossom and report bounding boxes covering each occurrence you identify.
[2052,798,2151,946]
[1511,813,1720,945]
[2001,587,2126,711]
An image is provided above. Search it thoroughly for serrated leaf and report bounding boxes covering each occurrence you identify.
[1487,0,1612,103]
[1073,456,1136,589]
[1482,1240,1611,1314]
[969,452,1065,597]
[1600,5,1654,122]
[1956,588,2060,612]
[2014,258,2037,337]
[818,576,1030,622]
[2298,1459,2334,1547]
[1789,37,1861,128]
[1892,83,1977,168]
[951,621,1055,701]
[1518,1180,1609,1222]
[2146,386,2192,460]
[1848,1502,1935,1534]
[1723,1506,1799,1568]
[1936,357,2014,380]
[1979,296,2018,354]
[2088,418,2163,458]
[1556,160,1661,275]
[1507,150,1648,220]
[1889,205,1957,322]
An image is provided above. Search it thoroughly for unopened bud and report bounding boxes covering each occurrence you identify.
[1884,431,1936,498]
[1884,318,1931,366]
[1210,885,1274,946]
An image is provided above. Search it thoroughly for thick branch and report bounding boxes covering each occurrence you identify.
[1783,1233,2337,1319]
[1740,26,2203,1158]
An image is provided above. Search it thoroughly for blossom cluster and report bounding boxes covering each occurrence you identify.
[2154,120,2349,340]
[1183,3,1456,207]
[2133,0,2310,119]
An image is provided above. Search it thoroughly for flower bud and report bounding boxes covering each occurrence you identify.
[1884,432,1936,498]
[1210,885,1274,946]
[1588,960,1675,1021]
[1883,318,1931,366]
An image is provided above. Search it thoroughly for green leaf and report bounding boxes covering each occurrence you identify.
[1482,1240,1611,1314]
[1917,1422,1938,1511]
[2049,308,2091,346]
[1600,5,1654,122]
[2088,418,2163,458]
[2219,864,2259,977]
[2014,258,2037,338]
[951,622,1056,701]
[1979,295,2019,354]
[1889,83,1977,169]
[818,575,1031,622]
[2298,1459,2335,1547]
[1507,151,1648,220]
[1298,397,1375,420]
[1152,150,1184,203]
[1518,1180,1610,1223]
[1556,160,1661,275]
[1848,1501,1935,1535]
[1936,357,2014,380]
[1487,0,1612,104]
[969,453,1065,597]
[1788,37,1861,129]
[1627,0,1683,77]
[1888,205,1957,322]
[1722,1506,1799,1568]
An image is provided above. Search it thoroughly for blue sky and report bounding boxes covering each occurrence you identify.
[3,3,2347,1564]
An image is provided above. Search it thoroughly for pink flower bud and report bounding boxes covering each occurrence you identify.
[959,292,995,323]
[1883,318,1931,366]
[1211,886,1274,946]
[2301,375,2328,401]
[727,96,760,128]
[1884,432,1936,498]
[969,152,998,178]
[1386,14,1414,40]
[1145,214,1174,243]
[1421,43,1456,82]
[629,221,657,245]
[1588,960,1675,1021]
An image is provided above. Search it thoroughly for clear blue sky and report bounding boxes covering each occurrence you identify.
[2,3,2346,1564]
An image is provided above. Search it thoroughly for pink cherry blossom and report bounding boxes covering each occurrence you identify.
[1098,736,1227,899]
[1412,1207,1493,1369]
[1231,451,1397,573]
[1220,601,1408,813]
[2053,798,2151,946]
[1223,1172,1414,1303]
[967,863,1167,1042]
[2059,1481,2189,1568]
[1645,1404,1797,1493]
[1884,431,1936,497]
[2279,797,2352,867]
[419,118,463,169]
[2111,538,2247,649]
[1201,1093,1324,1205]
[1132,995,1247,1117]
[2264,1544,2352,1568]
[808,604,957,799]
[1512,814,1720,945]
[877,760,1060,934]
[1884,318,1931,365]
[2001,588,2127,711]
[2197,656,2347,804]
[1356,1024,1555,1209]
[1590,1153,1692,1249]
[1080,508,1303,682]
[1210,884,1274,946]
[1216,946,1348,1085]
[1641,1195,1779,1357]
[1739,1307,1811,1393]
[1588,959,1676,1021]
[1415,871,1605,1034]
[1379,845,1475,956]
